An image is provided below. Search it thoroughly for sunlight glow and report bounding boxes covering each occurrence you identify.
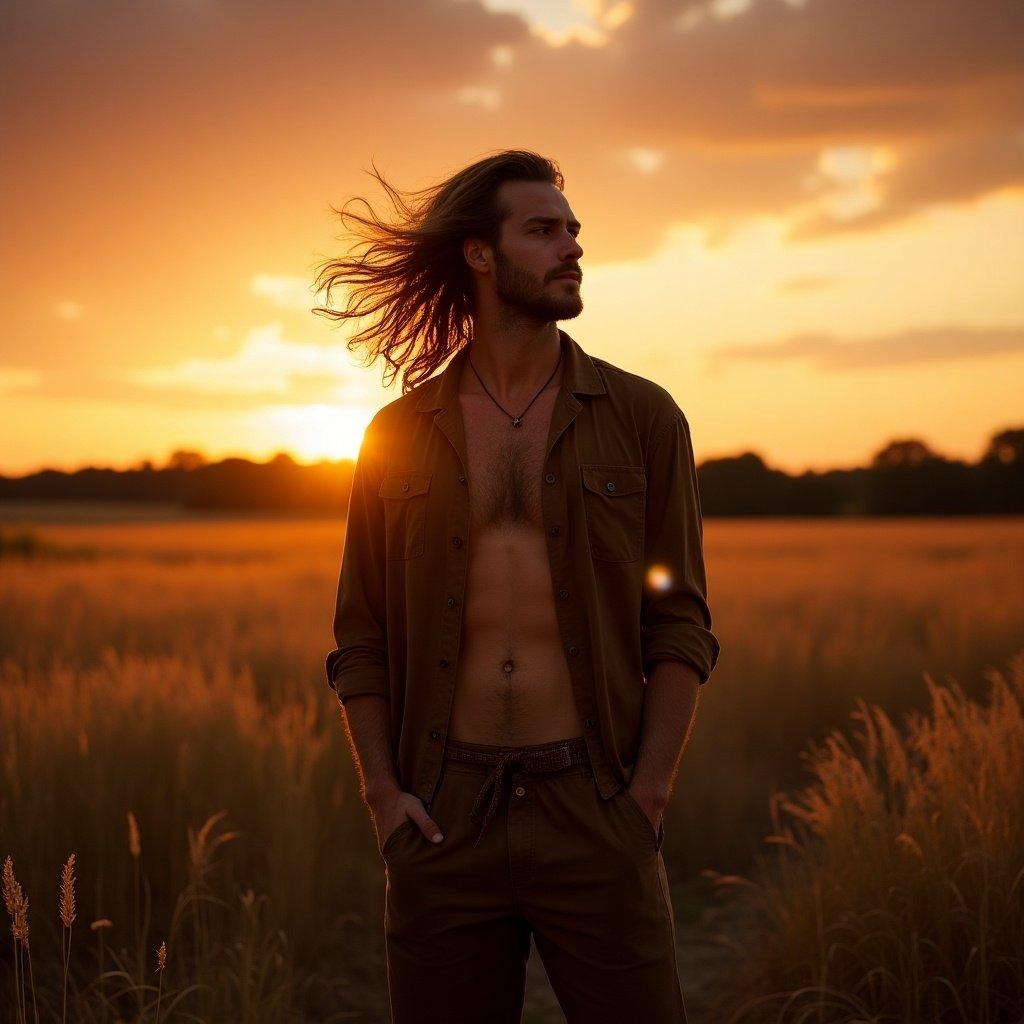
[484,0,632,47]
[254,403,376,463]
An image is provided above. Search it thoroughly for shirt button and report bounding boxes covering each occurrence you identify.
[545,473,556,484]
[401,481,410,492]
[452,536,462,548]
[514,786,526,797]
[430,729,439,741]
[549,525,561,536]
[446,596,457,608]
[458,474,466,484]
[584,717,596,729]
[439,657,449,668]
[558,587,569,599]
[605,481,616,492]
[568,645,579,656]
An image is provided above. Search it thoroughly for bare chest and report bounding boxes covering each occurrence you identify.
[458,389,559,532]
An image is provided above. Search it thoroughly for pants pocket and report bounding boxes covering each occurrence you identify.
[618,786,664,852]
[380,816,417,859]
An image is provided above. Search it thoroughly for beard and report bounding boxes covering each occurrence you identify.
[493,246,583,322]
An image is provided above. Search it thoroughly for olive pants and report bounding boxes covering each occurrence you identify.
[380,735,688,1023]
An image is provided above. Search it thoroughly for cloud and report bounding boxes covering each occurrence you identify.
[709,323,1024,370]
[2,0,1022,270]
[250,274,317,311]
[455,85,503,111]
[482,0,634,47]
[623,147,666,175]
[101,322,375,408]
[479,0,1024,249]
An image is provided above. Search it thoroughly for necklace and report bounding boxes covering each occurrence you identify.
[466,343,563,429]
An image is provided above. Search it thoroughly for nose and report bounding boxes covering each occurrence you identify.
[560,232,583,264]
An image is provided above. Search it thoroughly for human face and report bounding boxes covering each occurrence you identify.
[491,180,584,322]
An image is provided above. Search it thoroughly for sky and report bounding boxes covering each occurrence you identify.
[1,0,1022,476]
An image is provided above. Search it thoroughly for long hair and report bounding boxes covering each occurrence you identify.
[311,150,564,393]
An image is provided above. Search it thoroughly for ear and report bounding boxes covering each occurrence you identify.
[463,237,490,275]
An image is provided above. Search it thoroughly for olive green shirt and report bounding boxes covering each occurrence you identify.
[326,328,720,806]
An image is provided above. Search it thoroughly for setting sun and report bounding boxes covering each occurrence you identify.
[253,403,375,463]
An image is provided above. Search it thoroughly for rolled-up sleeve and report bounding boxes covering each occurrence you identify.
[325,413,390,705]
[641,408,721,684]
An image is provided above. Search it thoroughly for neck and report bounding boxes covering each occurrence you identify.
[461,320,563,403]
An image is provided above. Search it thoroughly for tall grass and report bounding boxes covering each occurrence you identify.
[0,650,387,1020]
[704,651,1024,1023]
[3,812,293,1022]
[0,513,1021,1018]
[3,515,1020,883]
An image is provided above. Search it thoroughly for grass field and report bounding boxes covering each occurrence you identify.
[1,507,1021,1022]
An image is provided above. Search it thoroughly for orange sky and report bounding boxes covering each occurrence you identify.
[2,0,1022,477]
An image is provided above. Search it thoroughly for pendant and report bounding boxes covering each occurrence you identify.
[512,417,522,428]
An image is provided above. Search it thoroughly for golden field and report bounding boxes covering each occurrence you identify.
[1,508,1022,1023]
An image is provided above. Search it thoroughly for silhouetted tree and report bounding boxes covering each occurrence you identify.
[977,428,1024,512]
[2,425,1021,514]
[867,439,976,514]
[165,450,208,471]
[981,428,1024,467]
[871,439,939,469]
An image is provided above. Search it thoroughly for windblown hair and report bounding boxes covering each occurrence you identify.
[311,149,564,393]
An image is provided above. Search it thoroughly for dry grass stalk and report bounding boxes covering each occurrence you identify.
[126,811,141,859]
[155,938,167,1024]
[60,852,76,1024]
[59,853,76,928]
[2,855,18,916]
[3,854,38,1024]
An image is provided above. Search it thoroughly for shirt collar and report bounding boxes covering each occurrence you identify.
[412,328,606,413]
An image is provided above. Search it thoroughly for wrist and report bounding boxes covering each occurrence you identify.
[363,777,402,807]
[628,779,670,811]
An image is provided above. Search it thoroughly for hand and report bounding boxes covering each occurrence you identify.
[369,789,444,851]
[626,783,667,834]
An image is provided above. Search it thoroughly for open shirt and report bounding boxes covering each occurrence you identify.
[325,328,721,806]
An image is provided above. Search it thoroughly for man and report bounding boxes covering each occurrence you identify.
[319,149,721,1023]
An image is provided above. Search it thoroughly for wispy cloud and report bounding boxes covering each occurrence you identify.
[485,0,634,47]
[623,147,665,175]
[710,324,1024,370]
[5,0,1021,263]
[117,323,370,404]
[455,85,503,111]
[250,275,315,311]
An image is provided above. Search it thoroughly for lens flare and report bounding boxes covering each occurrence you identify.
[645,564,673,591]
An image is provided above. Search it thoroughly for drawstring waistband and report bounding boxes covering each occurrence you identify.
[444,736,590,846]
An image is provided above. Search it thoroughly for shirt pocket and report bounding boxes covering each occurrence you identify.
[580,464,646,562]
[378,472,432,560]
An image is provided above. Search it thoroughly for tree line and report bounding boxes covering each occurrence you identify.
[0,428,1020,516]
